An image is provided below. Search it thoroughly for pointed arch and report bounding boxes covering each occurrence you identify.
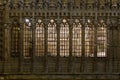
[35,21,45,56]
[23,20,32,58]
[72,22,82,57]
[85,20,95,57]
[97,21,107,57]
[11,23,20,57]
[60,19,69,57]
[47,19,57,56]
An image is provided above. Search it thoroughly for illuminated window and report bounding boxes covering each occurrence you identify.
[97,20,107,57]
[11,24,20,57]
[72,20,82,57]
[60,19,69,57]
[48,19,57,56]
[23,19,32,58]
[85,20,95,57]
[35,20,44,56]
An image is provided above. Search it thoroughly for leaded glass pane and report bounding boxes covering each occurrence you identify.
[48,20,57,56]
[60,20,69,57]
[11,26,20,56]
[97,23,107,57]
[23,23,32,58]
[35,22,44,56]
[85,23,95,57]
[72,23,82,57]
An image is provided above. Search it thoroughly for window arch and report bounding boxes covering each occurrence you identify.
[85,19,95,57]
[72,20,82,57]
[11,23,20,57]
[47,19,57,56]
[97,20,107,57]
[23,19,32,58]
[35,20,45,56]
[60,19,69,57]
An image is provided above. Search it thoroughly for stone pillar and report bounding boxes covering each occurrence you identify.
[68,19,73,73]
[56,18,60,72]
[43,18,49,73]
[4,24,11,73]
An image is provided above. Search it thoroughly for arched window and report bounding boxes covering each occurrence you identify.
[47,19,57,56]
[72,19,82,57]
[60,19,69,57]
[35,19,45,56]
[97,20,107,57]
[23,19,32,58]
[11,23,20,57]
[85,19,95,57]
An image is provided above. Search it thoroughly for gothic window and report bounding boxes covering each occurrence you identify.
[97,20,107,57]
[60,19,69,57]
[85,19,95,57]
[35,20,45,56]
[23,19,32,58]
[72,20,82,57]
[11,23,20,57]
[47,19,57,56]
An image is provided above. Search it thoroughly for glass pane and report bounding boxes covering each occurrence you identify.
[85,25,94,57]
[11,26,20,56]
[35,23,44,56]
[23,24,32,58]
[97,26,107,57]
[48,21,57,56]
[72,23,82,57]
[60,21,69,57]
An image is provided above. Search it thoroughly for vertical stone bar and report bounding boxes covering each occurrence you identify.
[56,18,60,72]
[3,1,10,73]
[44,18,48,73]
[94,18,98,72]
[106,17,112,73]
[19,14,23,73]
[118,18,120,72]
[81,16,85,72]
[4,24,10,73]
[69,18,73,73]
[31,13,35,73]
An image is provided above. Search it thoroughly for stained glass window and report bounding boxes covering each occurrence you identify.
[60,19,69,57]
[48,19,57,56]
[85,20,95,57]
[72,21,82,57]
[11,25,20,57]
[97,21,107,57]
[35,20,44,56]
[23,19,32,58]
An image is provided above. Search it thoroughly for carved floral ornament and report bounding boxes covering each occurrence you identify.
[0,0,119,10]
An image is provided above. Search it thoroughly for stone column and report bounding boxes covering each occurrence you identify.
[56,18,60,72]
[43,18,49,73]
[68,18,73,73]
